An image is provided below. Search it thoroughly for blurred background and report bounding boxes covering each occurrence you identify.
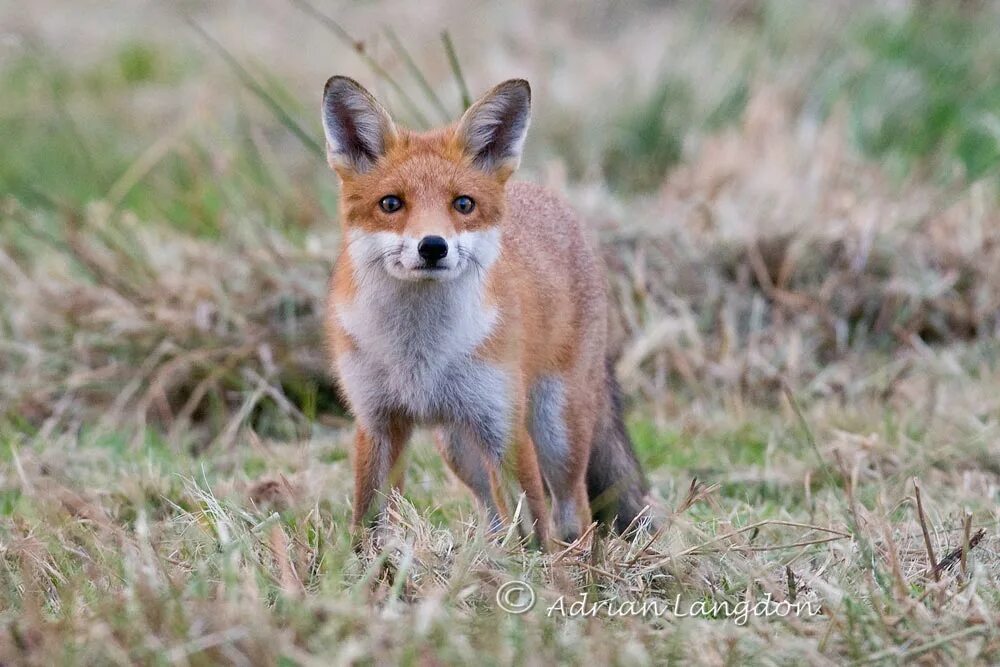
[2,2,1000,663]
[3,0,1000,445]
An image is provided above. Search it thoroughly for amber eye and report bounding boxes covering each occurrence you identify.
[453,195,476,214]
[379,195,403,213]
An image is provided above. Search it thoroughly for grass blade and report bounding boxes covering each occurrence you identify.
[913,478,940,582]
[289,0,431,128]
[384,26,452,123]
[184,17,325,159]
[441,30,471,110]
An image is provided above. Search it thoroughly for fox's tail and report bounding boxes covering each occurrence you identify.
[585,359,651,534]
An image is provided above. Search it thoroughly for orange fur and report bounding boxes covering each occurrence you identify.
[322,77,648,549]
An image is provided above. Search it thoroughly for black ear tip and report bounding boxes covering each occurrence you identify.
[323,75,363,99]
[501,78,531,103]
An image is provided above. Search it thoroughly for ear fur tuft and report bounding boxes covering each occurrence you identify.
[455,79,531,173]
[322,76,396,173]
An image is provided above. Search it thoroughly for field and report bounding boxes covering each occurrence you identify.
[1,1,1000,664]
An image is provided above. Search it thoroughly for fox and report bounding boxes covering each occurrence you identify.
[321,75,650,549]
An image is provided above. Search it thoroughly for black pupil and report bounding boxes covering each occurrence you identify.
[381,196,400,212]
[456,196,473,213]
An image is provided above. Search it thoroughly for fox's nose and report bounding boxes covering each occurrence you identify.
[417,235,448,263]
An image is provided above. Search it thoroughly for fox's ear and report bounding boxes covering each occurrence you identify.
[456,79,531,174]
[322,76,396,174]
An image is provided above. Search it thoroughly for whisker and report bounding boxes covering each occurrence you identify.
[456,246,486,279]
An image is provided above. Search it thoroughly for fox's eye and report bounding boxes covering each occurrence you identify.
[453,195,476,214]
[379,195,403,213]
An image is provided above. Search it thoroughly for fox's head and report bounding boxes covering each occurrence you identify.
[322,76,530,282]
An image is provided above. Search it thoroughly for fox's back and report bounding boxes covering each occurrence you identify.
[492,181,608,379]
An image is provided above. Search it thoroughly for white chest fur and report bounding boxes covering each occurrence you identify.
[334,259,512,457]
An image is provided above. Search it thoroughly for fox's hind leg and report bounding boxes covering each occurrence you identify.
[529,375,591,544]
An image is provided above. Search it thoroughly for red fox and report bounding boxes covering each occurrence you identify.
[322,76,649,548]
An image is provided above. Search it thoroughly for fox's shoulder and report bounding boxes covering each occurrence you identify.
[503,180,596,266]
[505,180,576,225]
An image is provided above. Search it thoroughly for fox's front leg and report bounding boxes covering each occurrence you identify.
[511,425,552,550]
[352,419,412,537]
[436,427,506,533]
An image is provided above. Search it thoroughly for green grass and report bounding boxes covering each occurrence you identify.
[2,385,997,663]
[846,4,1000,182]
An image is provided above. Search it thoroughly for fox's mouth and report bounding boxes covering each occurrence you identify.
[394,260,451,271]
[391,259,457,280]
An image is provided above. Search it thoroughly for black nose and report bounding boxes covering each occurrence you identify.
[417,235,448,263]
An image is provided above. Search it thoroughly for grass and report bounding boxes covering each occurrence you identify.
[1,0,999,664]
[846,4,1000,182]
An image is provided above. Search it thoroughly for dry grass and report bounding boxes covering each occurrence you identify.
[609,89,1000,407]
[1,1,999,664]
